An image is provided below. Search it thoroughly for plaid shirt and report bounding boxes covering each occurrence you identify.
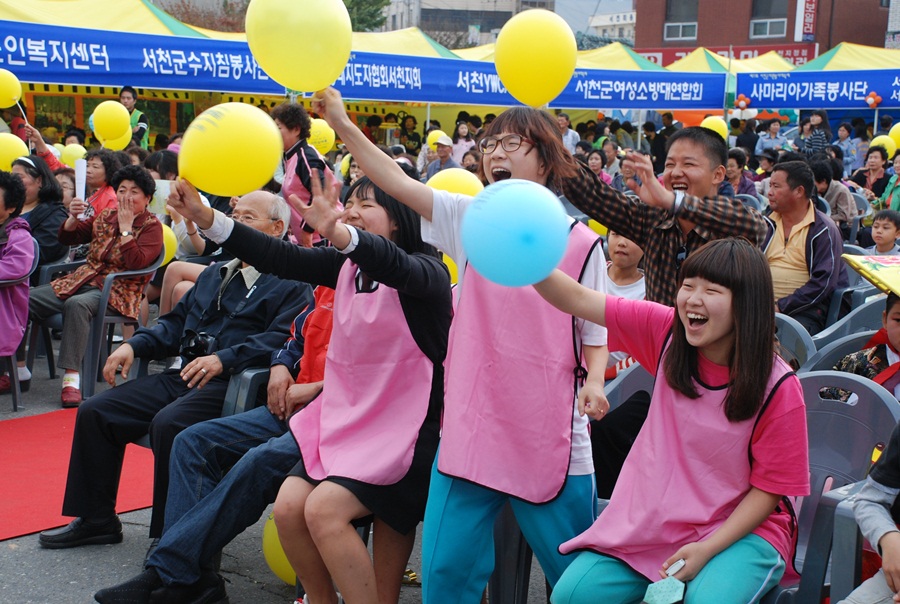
[561,166,768,306]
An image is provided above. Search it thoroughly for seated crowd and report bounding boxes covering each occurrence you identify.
[2,97,900,604]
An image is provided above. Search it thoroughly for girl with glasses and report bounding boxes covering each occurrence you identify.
[313,87,610,603]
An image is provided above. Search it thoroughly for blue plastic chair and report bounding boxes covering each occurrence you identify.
[762,371,900,603]
[799,330,877,373]
[813,295,886,350]
[776,313,817,369]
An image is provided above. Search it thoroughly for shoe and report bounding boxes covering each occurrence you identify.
[402,567,421,586]
[143,537,160,569]
[39,516,122,549]
[149,570,228,604]
[61,386,82,407]
[0,374,30,394]
[94,568,163,603]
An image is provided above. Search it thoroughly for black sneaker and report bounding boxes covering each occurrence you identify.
[149,570,228,604]
[94,568,163,603]
[38,516,123,549]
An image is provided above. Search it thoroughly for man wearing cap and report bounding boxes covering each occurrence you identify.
[425,135,461,180]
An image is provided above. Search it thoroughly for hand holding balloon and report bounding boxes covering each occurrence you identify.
[311,87,352,130]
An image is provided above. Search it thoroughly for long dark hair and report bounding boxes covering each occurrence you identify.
[12,155,62,203]
[663,238,775,422]
[344,176,438,258]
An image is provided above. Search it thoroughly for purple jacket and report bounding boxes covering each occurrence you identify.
[0,217,34,355]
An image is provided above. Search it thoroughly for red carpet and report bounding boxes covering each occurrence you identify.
[0,409,155,541]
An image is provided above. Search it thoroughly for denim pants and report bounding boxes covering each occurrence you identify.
[147,405,301,586]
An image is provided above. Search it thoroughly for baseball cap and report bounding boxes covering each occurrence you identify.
[435,135,453,147]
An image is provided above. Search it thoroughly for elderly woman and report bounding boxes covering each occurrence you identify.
[21,165,162,406]
[11,156,68,279]
[0,171,35,394]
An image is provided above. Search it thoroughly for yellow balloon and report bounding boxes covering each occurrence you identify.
[309,118,335,155]
[426,168,484,197]
[0,133,28,171]
[871,135,897,159]
[587,219,608,237]
[441,253,458,285]
[61,144,87,168]
[53,143,66,153]
[92,100,132,142]
[340,153,352,180]
[890,123,900,151]
[101,128,133,151]
[246,0,352,92]
[160,224,178,265]
[179,103,282,197]
[495,9,576,107]
[426,130,448,151]
[262,514,295,585]
[0,68,21,108]
[699,116,729,142]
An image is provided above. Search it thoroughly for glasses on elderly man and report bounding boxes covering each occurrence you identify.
[232,213,277,225]
[478,134,535,155]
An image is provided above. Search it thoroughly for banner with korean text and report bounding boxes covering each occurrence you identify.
[0,19,727,109]
[736,70,900,109]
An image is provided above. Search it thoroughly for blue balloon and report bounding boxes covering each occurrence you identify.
[88,114,95,132]
[460,179,570,287]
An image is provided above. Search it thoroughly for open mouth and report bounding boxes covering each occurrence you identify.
[671,183,688,192]
[686,312,708,327]
[491,168,512,181]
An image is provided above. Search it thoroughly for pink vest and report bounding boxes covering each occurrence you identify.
[282,146,340,247]
[561,351,797,580]
[289,259,434,484]
[437,222,601,503]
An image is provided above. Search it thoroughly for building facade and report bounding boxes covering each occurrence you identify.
[635,0,890,65]
[589,10,637,41]
[382,0,555,46]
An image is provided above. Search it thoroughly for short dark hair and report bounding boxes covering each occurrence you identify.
[777,151,805,164]
[727,147,747,168]
[881,115,894,130]
[110,164,156,198]
[758,148,778,164]
[144,150,179,180]
[120,85,138,100]
[0,170,27,218]
[729,118,741,128]
[586,148,606,168]
[642,120,656,133]
[64,128,85,145]
[11,155,63,204]
[809,158,833,184]
[666,126,728,169]
[873,209,900,230]
[830,158,845,182]
[868,146,889,163]
[84,149,123,186]
[575,141,593,154]
[271,103,311,140]
[772,160,815,199]
[557,112,570,121]
[886,292,900,315]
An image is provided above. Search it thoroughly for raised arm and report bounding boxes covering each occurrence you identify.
[312,87,436,221]
[534,269,607,327]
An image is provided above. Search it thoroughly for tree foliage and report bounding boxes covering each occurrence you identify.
[575,31,634,51]
[159,0,390,33]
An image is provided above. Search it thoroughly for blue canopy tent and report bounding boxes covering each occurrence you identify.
[1,19,727,110]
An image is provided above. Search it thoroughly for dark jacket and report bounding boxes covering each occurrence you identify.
[763,207,848,316]
[128,259,312,375]
[24,200,68,268]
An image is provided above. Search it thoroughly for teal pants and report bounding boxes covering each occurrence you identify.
[421,461,597,604]
[551,533,785,604]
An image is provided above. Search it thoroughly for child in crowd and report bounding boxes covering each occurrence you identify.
[591,230,646,499]
[866,210,900,256]
[535,238,810,603]
[836,293,900,604]
[313,86,609,603]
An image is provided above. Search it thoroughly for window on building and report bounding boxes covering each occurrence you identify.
[750,0,788,38]
[664,0,698,40]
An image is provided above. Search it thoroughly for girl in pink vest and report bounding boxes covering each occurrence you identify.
[313,87,610,603]
[535,238,810,604]
[168,173,451,604]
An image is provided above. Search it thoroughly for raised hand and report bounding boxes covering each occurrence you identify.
[311,87,350,128]
[286,169,343,242]
[168,178,214,229]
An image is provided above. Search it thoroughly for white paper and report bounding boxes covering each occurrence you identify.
[74,158,87,219]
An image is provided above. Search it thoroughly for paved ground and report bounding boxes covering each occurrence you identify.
[0,336,550,603]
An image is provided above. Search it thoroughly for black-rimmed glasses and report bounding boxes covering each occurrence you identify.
[478,134,535,155]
